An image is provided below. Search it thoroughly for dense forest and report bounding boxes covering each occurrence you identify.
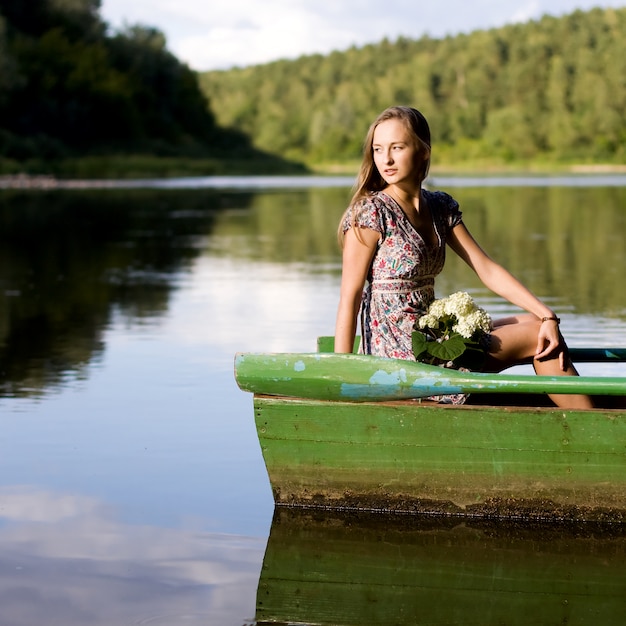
[2,3,626,175]
[201,7,626,169]
[0,0,300,175]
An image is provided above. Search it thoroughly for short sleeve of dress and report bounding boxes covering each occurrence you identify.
[341,196,385,235]
[438,191,463,231]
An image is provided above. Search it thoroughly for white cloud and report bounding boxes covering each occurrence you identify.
[99,0,626,70]
[511,0,542,23]
[0,485,265,624]
[0,485,102,522]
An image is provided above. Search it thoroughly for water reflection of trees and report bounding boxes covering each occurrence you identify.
[209,187,351,268]
[212,184,626,316]
[446,186,626,316]
[0,188,236,397]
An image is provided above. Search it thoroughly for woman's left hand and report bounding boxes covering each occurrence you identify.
[535,320,567,370]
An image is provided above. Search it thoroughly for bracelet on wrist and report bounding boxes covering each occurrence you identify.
[541,316,560,324]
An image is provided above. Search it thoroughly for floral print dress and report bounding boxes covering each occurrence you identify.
[342,189,463,360]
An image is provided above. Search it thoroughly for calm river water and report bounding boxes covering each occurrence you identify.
[1,175,626,625]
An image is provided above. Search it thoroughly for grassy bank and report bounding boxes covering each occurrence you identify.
[0,154,310,180]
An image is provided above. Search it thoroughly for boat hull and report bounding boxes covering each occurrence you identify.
[255,394,626,521]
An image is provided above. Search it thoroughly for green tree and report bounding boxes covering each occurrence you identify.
[202,6,626,167]
[0,0,283,166]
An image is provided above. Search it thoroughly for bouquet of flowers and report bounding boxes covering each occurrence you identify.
[412,291,492,370]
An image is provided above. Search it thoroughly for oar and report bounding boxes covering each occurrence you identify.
[569,347,626,362]
[234,352,626,402]
[317,337,626,362]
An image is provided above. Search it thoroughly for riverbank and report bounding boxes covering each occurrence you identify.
[2,159,626,189]
[0,154,309,183]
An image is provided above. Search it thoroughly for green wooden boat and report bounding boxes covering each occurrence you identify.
[235,339,626,521]
[256,508,626,626]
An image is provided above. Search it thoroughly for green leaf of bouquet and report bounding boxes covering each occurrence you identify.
[456,346,487,371]
[426,333,466,361]
[411,331,429,357]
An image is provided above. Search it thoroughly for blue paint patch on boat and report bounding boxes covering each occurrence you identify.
[369,368,408,385]
[413,381,465,395]
[339,383,402,399]
[294,360,306,372]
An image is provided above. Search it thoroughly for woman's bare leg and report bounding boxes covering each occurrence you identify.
[483,315,594,409]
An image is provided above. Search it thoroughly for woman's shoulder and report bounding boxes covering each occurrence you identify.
[424,189,462,228]
[354,190,390,208]
[424,188,459,209]
[344,191,389,232]
[351,191,394,219]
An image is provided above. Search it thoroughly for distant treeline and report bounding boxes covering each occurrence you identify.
[201,7,626,167]
[0,0,295,172]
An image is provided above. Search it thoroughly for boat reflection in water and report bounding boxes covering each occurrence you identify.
[255,507,626,626]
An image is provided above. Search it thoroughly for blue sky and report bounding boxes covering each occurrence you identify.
[100,0,626,71]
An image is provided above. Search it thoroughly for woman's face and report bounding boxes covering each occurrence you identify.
[372,118,421,187]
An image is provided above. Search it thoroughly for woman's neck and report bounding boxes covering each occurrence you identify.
[384,185,423,211]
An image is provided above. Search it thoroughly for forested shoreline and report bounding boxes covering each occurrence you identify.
[202,7,626,171]
[0,0,304,177]
[2,2,626,178]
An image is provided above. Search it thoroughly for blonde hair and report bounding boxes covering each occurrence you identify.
[337,106,432,246]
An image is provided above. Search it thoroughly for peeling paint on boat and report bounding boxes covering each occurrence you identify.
[294,360,306,372]
[369,368,408,386]
[340,383,402,399]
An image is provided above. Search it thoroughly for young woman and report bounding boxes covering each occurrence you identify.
[334,106,593,409]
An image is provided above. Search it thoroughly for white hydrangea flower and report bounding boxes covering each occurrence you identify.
[417,312,438,329]
[443,291,475,317]
[453,309,492,338]
[418,292,491,338]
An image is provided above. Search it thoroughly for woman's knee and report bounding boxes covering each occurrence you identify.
[487,318,542,364]
[492,313,537,329]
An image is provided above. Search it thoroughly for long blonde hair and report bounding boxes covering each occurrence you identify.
[337,106,432,246]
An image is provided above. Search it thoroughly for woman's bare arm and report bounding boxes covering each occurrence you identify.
[334,227,379,353]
